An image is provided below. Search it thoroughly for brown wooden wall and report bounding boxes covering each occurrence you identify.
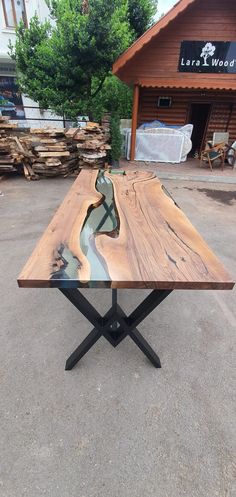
[138,89,236,142]
[139,89,188,126]
[118,0,236,89]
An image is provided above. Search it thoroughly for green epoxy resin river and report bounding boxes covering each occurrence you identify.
[80,172,118,284]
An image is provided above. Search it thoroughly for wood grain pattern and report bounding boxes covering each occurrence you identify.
[138,89,236,143]
[114,0,236,91]
[18,169,103,287]
[18,170,234,290]
[96,171,234,289]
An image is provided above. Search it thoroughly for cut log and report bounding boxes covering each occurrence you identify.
[34,146,67,152]
[30,128,65,135]
[0,123,18,129]
[65,128,80,138]
[38,151,70,158]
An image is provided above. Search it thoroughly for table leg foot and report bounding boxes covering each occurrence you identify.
[65,328,101,370]
[129,328,161,368]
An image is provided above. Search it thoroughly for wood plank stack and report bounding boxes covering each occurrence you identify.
[20,128,79,177]
[0,115,20,174]
[66,122,111,170]
[0,120,111,179]
[0,114,18,132]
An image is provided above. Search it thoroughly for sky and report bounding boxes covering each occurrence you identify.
[156,0,178,18]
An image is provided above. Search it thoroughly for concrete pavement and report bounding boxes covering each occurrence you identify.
[0,175,236,497]
[121,158,236,184]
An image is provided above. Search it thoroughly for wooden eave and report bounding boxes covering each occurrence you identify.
[113,0,197,75]
[135,78,236,91]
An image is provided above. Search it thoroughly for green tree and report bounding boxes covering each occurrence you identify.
[10,0,157,119]
[92,74,133,121]
[110,112,123,163]
[128,0,157,38]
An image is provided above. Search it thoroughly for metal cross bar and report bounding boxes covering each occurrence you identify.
[65,303,117,370]
[125,289,172,329]
[95,201,115,232]
[65,328,102,370]
[114,303,162,368]
[59,288,172,370]
[60,288,103,329]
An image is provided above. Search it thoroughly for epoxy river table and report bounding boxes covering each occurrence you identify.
[18,170,234,370]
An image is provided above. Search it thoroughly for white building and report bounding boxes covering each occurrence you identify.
[0,0,63,127]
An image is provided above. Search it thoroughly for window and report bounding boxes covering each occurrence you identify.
[158,97,172,108]
[0,76,26,119]
[2,0,27,28]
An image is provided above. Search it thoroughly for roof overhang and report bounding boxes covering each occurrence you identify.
[135,78,236,91]
[113,0,196,75]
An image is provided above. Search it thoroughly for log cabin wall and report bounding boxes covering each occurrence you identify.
[138,89,236,143]
[228,105,236,140]
[138,89,188,126]
[114,0,236,157]
[117,0,236,89]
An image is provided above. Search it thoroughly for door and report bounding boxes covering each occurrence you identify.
[189,103,212,156]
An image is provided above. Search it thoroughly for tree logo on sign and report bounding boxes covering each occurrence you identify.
[200,42,216,66]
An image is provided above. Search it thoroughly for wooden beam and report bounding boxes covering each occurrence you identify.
[130,84,139,161]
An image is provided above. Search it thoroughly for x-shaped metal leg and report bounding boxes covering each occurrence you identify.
[59,288,172,370]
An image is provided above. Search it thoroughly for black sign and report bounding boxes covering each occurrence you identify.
[178,41,236,73]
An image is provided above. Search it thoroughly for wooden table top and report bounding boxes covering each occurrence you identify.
[18,170,234,290]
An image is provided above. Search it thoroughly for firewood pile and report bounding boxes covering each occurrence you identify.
[0,119,111,179]
[66,122,111,170]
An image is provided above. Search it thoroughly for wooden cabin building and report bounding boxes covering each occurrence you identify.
[113,0,236,160]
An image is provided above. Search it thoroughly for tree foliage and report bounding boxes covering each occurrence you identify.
[92,74,133,121]
[110,113,123,162]
[128,0,157,38]
[10,0,157,118]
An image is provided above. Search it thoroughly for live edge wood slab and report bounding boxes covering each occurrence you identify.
[18,170,234,291]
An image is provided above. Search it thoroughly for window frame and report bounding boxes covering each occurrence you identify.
[157,97,172,109]
[2,0,27,28]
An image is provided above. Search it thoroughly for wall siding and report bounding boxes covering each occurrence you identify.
[118,0,236,90]
[138,89,236,143]
[118,0,236,152]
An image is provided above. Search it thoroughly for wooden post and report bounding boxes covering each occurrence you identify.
[130,84,140,161]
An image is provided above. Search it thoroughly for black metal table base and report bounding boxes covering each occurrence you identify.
[59,288,172,370]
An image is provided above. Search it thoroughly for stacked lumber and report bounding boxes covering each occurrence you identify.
[0,116,20,174]
[0,120,111,179]
[20,128,79,177]
[0,141,18,174]
[12,136,38,180]
[0,114,18,132]
[66,122,111,169]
